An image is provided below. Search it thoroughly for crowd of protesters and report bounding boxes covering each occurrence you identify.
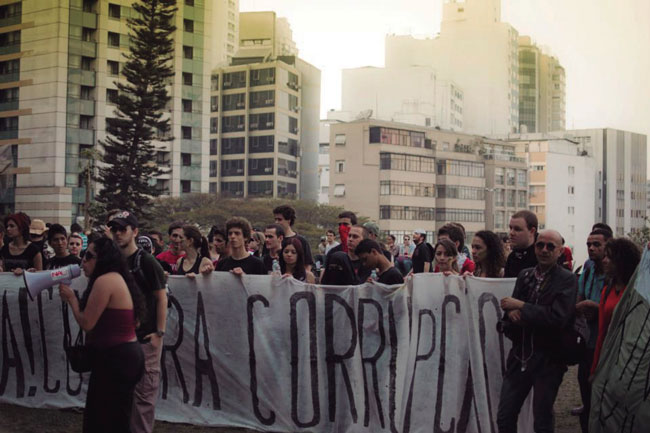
[0,204,646,433]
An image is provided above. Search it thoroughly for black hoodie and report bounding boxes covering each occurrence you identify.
[504,243,538,278]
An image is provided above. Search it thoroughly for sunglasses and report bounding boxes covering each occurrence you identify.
[535,242,557,252]
[83,251,96,260]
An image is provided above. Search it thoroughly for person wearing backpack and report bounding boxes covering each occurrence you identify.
[107,211,167,433]
[497,229,577,433]
[572,228,611,432]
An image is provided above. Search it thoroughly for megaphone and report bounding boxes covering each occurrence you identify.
[23,265,82,301]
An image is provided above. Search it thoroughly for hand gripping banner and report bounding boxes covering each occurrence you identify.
[1,272,539,432]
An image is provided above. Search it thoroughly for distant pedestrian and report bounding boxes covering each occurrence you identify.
[324,229,339,254]
[411,229,432,274]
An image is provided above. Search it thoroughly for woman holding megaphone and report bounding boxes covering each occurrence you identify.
[59,237,145,433]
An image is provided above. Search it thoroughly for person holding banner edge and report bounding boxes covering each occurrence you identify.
[58,237,145,433]
[497,229,577,433]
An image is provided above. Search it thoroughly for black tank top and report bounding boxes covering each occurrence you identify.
[175,256,202,275]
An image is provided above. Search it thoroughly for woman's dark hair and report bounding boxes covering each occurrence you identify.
[81,237,146,324]
[434,238,460,273]
[473,230,505,278]
[320,251,358,286]
[183,225,210,258]
[4,212,31,242]
[605,237,641,286]
[279,237,306,281]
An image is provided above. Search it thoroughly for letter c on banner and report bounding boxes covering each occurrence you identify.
[247,294,275,425]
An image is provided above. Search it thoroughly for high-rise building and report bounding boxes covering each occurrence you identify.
[518,36,566,133]
[328,118,527,241]
[384,0,519,135]
[208,12,320,200]
[340,65,464,131]
[0,0,214,223]
[211,0,239,67]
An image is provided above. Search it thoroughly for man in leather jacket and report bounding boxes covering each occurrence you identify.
[497,229,577,433]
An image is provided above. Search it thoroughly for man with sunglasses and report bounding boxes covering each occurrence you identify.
[107,211,167,433]
[497,230,577,433]
[572,228,611,432]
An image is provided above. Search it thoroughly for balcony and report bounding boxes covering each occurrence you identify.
[66,128,95,145]
[68,40,97,57]
[482,153,526,164]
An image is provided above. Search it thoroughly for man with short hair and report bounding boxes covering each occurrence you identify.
[363,221,393,262]
[324,229,339,254]
[45,224,81,269]
[497,230,577,433]
[504,210,538,278]
[147,230,165,256]
[573,228,611,431]
[356,239,404,285]
[411,229,432,273]
[325,211,357,257]
[436,224,475,273]
[262,224,285,273]
[273,204,314,270]
[107,211,167,433]
[216,217,266,275]
[156,221,185,273]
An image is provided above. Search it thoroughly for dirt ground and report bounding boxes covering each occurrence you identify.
[0,367,581,432]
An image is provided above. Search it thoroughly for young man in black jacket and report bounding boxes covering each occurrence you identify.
[497,229,577,433]
[504,210,538,278]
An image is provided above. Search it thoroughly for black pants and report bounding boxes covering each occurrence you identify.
[497,350,567,433]
[578,347,595,433]
[84,341,145,433]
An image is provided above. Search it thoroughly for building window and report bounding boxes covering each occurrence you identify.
[518,190,527,207]
[517,169,527,186]
[250,90,275,108]
[183,19,194,33]
[250,67,275,86]
[335,160,345,173]
[221,181,244,196]
[209,160,217,177]
[182,72,192,86]
[209,139,218,155]
[211,74,219,90]
[81,28,95,42]
[223,71,247,89]
[333,184,345,197]
[181,126,192,139]
[221,159,245,176]
[506,169,516,186]
[335,134,346,145]
[0,30,20,48]
[436,208,484,223]
[249,112,274,130]
[249,181,274,196]
[108,4,121,19]
[249,158,274,175]
[210,96,218,112]
[183,45,193,59]
[568,166,575,175]
[568,206,575,215]
[437,159,484,177]
[222,115,245,133]
[106,88,118,104]
[107,32,120,47]
[181,180,191,193]
[223,93,245,111]
[107,60,119,75]
[379,206,435,221]
[436,185,484,200]
[185,0,194,5]
[249,135,274,153]
[495,167,504,185]
[181,153,191,166]
[210,118,218,133]
[568,185,574,194]
[79,115,93,129]
[381,181,436,197]
[221,137,245,154]
[182,99,192,113]
[369,126,426,148]
[380,152,435,173]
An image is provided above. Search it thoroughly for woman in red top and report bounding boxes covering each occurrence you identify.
[59,237,146,433]
[590,237,641,376]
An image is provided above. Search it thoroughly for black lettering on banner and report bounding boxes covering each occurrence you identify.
[325,294,358,423]
[290,291,320,428]
[388,301,399,433]
[38,289,60,393]
[18,289,35,378]
[0,291,25,398]
[456,367,481,433]
[247,294,275,425]
[403,309,436,433]
[357,298,386,428]
[434,295,461,433]
[161,294,189,402]
[61,298,83,396]
[478,292,506,432]
[193,291,220,409]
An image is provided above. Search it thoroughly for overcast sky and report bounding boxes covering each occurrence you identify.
[240,0,650,172]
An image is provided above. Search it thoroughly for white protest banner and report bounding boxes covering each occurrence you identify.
[0,272,536,432]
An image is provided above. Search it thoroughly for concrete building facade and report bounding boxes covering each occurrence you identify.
[518,36,566,133]
[384,0,519,135]
[340,65,464,131]
[328,118,527,242]
[0,0,213,223]
[211,0,239,67]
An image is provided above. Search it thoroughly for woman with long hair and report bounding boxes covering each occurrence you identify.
[279,237,315,283]
[59,237,145,433]
[248,230,264,258]
[470,230,505,278]
[175,225,214,278]
[434,238,460,275]
[591,238,642,376]
[0,213,43,274]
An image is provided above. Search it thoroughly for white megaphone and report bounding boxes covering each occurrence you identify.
[23,265,82,301]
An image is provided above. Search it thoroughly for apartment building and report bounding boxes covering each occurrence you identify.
[0,0,213,223]
[328,119,527,241]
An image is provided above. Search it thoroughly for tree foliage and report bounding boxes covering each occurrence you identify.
[148,194,369,248]
[627,217,650,248]
[95,0,176,220]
